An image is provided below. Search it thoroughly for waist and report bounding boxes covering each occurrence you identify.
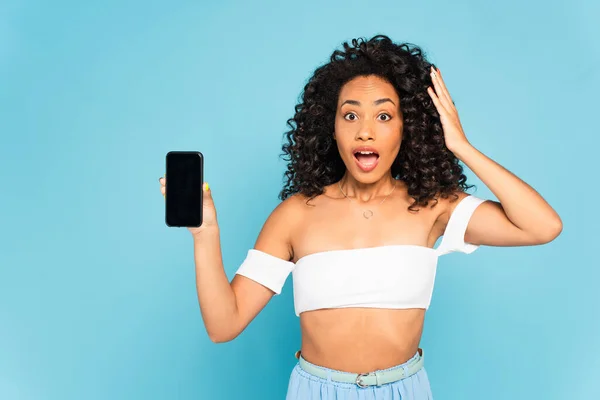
[299,308,425,372]
[295,347,425,388]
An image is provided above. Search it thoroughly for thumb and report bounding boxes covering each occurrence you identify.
[203,182,214,207]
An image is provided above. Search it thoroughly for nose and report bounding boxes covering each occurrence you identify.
[355,120,375,141]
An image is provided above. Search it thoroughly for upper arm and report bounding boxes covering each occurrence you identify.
[438,191,541,255]
[229,195,302,336]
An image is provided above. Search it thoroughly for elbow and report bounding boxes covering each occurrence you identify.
[207,327,240,344]
[538,218,563,243]
[209,333,234,344]
[204,311,242,343]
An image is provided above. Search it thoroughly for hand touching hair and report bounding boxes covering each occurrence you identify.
[279,35,474,211]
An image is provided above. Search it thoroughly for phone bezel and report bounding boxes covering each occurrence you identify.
[165,151,204,228]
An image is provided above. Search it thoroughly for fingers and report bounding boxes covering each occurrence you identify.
[430,67,455,111]
[159,176,165,197]
[430,68,450,107]
[202,182,213,206]
[427,86,445,114]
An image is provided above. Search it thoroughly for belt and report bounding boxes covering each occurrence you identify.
[295,348,424,388]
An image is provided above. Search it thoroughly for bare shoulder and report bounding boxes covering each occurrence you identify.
[253,193,308,261]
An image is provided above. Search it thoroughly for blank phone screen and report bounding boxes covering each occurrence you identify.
[165,151,203,227]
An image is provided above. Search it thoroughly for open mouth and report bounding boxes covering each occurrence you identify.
[353,149,379,172]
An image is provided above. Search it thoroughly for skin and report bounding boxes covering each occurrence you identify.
[291,75,433,371]
[158,69,563,374]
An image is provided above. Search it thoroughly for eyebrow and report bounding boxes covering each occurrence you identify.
[340,98,396,107]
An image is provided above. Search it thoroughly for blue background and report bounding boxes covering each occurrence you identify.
[1,0,597,398]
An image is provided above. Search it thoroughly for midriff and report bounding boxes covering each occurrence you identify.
[298,307,426,373]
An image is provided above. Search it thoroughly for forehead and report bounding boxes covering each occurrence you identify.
[338,75,399,103]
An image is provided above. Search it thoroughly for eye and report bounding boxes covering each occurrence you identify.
[378,113,392,121]
[344,112,357,121]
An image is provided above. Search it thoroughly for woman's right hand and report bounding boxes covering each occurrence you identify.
[159,176,219,237]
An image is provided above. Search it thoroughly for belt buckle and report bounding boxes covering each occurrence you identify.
[355,372,371,388]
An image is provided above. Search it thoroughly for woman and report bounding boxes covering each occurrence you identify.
[158,35,562,399]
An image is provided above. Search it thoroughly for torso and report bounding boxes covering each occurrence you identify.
[289,180,450,372]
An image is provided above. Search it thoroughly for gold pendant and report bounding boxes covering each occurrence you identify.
[363,210,374,219]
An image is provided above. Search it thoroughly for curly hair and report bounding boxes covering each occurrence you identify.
[279,34,475,212]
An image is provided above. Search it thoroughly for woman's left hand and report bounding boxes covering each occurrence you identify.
[427,66,470,153]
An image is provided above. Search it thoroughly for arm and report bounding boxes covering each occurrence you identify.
[193,195,299,343]
[428,66,562,247]
[448,144,563,247]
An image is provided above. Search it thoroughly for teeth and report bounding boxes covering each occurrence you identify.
[357,151,375,155]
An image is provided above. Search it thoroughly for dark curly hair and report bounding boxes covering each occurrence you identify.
[279,34,475,212]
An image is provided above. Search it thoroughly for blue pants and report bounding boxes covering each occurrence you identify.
[286,349,433,399]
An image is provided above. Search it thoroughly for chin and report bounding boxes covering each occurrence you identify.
[348,169,389,184]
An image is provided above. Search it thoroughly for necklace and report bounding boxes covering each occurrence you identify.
[338,178,397,219]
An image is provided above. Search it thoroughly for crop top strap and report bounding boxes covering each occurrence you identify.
[435,194,487,256]
[234,249,295,295]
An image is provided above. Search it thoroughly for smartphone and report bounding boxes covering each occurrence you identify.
[165,151,203,227]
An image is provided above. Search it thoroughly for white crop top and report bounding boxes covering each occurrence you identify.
[234,194,487,316]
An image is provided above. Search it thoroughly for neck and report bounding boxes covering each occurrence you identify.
[339,173,397,203]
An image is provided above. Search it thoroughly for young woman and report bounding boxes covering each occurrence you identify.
[159,35,562,399]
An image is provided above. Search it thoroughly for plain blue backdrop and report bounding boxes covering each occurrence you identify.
[1,0,597,399]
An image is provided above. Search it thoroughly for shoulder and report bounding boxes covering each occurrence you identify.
[270,192,310,223]
[253,193,307,261]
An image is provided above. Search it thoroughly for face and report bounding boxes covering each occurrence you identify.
[334,75,403,182]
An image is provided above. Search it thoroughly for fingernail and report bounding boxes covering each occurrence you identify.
[203,182,209,191]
